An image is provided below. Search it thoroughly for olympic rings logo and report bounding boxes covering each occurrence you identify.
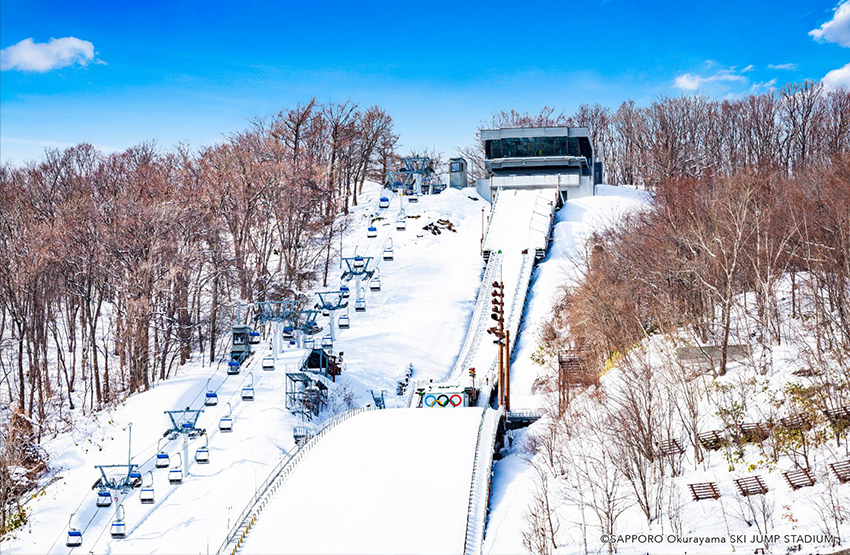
[423,394,463,408]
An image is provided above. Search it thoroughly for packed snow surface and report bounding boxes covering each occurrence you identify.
[243,407,483,555]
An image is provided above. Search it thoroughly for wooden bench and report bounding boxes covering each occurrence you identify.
[739,422,770,442]
[698,430,724,451]
[783,468,815,490]
[825,406,850,427]
[829,460,850,484]
[779,413,810,431]
[657,438,685,456]
[734,475,768,496]
[688,482,721,501]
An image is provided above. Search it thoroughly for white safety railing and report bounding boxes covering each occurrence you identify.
[506,252,534,349]
[444,251,502,382]
[216,407,376,555]
[463,407,502,555]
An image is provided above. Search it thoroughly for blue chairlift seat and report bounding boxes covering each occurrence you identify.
[353,256,365,270]
[140,487,154,504]
[355,299,366,312]
[219,417,233,433]
[379,197,390,209]
[248,331,261,344]
[205,391,218,406]
[367,226,378,238]
[340,285,350,298]
[370,277,381,291]
[303,338,315,349]
[409,192,419,203]
[195,447,210,464]
[282,326,295,340]
[396,217,406,231]
[155,452,170,469]
[339,315,350,329]
[227,361,241,375]
[383,246,393,261]
[96,491,112,507]
[321,336,333,349]
[241,386,254,401]
[110,519,126,539]
[66,529,83,548]
[168,468,183,484]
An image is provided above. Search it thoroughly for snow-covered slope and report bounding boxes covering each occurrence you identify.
[243,408,483,555]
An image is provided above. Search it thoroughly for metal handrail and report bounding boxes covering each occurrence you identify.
[462,407,501,555]
[216,407,375,555]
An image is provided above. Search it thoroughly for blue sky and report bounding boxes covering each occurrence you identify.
[1,0,849,165]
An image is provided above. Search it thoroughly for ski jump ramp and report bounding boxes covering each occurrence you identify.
[242,408,483,554]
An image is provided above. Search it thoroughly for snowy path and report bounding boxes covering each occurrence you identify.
[242,408,483,555]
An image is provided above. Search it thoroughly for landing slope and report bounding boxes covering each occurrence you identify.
[243,407,483,555]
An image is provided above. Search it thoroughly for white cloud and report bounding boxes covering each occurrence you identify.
[768,63,798,70]
[750,78,778,93]
[823,62,850,90]
[810,0,850,47]
[674,68,747,91]
[741,64,756,73]
[0,37,102,72]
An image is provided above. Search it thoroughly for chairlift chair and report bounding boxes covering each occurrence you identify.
[241,372,255,401]
[321,336,333,349]
[110,505,126,539]
[396,216,406,231]
[339,308,350,329]
[205,377,218,406]
[96,490,112,507]
[129,470,142,488]
[355,298,366,312]
[409,192,419,203]
[370,269,381,292]
[322,307,330,317]
[227,360,241,375]
[195,436,210,464]
[340,285,350,298]
[379,196,390,209]
[353,256,365,270]
[66,515,83,548]
[168,454,183,484]
[383,239,394,261]
[155,439,170,469]
[248,331,261,344]
[219,403,234,433]
[303,337,315,350]
[140,472,155,504]
[367,226,378,238]
[282,326,295,340]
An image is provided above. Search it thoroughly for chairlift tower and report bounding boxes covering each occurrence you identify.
[315,291,348,346]
[341,256,375,310]
[386,156,442,195]
[163,408,204,480]
[93,423,140,503]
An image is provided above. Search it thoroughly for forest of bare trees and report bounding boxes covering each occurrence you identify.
[462,81,850,189]
[0,99,397,529]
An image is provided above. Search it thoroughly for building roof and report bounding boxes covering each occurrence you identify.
[480,126,590,140]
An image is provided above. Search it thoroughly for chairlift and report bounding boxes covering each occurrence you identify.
[195,435,210,464]
[129,469,142,488]
[282,326,295,340]
[322,307,330,317]
[155,439,170,469]
[396,216,406,231]
[409,191,419,203]
[367,226,378,238]
[321,336,333,349]
[140,472,155,504]
[219,403,234,433]
[66,514,83,548]
[168,453,183,484]
[383,238,394,261]
[355,298,366,312]
[96,490,112,507]
[205,378,218,407]
[370,276,381,291]
[110,504,126,539]
[303,337,315,349]
[339,308,350,329]
[340,285,350,299]
[248,331,261,344]
[227,360,241,375]
[241,373,255,401]
[379,196,390,209]
[353,256,365,270]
